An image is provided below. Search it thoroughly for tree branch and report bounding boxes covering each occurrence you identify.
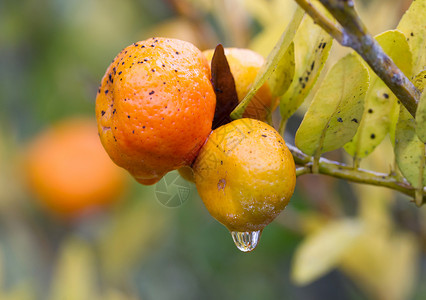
[288,144,425,204]
[294,0,420,118]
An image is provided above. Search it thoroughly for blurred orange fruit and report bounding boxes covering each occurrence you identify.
[24,118,127,218]
[193,118,296,232]
[96,38,216,185]
[203,48,278,121]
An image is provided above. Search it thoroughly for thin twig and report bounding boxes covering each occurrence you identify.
[288,144,425,203]
[294,0,420,117]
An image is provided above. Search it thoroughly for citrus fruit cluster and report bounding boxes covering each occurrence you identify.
[95,38,296,251]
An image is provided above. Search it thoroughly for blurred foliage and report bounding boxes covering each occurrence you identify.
[0,0,425,300]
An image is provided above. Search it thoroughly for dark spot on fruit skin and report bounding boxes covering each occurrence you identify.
[118,71,122,75]
[322,43,326,49]
[410,32,414,37]
[311,61,315,71]
[149,90,155,95]
[371,133,375,139]
[337,117,343,123]
[217,178,226,191]
[175,51,179,55]
[105,90,109,94]
[351,118,358,123]
[261,134,267,137]
[174,69,178,73]
[368,109,373,113]
[143,126,146,129]
[113,109,116,114]
[151,69,155,72]
[132,130,135,134]
[383,93,389,99]
[101,111,105,116]
[220,161,223,165]
[128,115,130,119]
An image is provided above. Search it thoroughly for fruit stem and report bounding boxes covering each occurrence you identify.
[294,0,420,118]
[288,143,426,204]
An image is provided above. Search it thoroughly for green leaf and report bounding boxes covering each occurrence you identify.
[279,13,333,122]
[397,0,426,75]
[268,42,295,98]
[230,6,304,119]
[395,107,426,206]
[416,90,426,143]
[291,219,363,286]
[295,54,369,156]
[344,30,412,160]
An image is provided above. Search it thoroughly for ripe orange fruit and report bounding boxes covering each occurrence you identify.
[203,48,278,121]
[96,38,216,185]
[193,118,296,233]
[24,118,127,218]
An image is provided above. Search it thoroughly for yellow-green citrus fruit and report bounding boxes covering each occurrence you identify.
[193,118,296,232]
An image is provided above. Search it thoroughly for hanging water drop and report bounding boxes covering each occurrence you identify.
[231,230,261,252]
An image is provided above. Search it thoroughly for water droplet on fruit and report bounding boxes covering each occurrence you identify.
[231,230,261,252]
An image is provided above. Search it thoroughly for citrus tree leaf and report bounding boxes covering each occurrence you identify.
[397,0,426,75]
[230,6,304,119]
[395,107,426,205]
[295,54,369,156]
[340,231,419,300]
[344,30,412,160]
[279,12,333,122]
[412,70,426,92]
[291,219,363,286]
[268,42,295,98]
[415,72,426,142]
[211,44,239,129]
[49,237,98,300]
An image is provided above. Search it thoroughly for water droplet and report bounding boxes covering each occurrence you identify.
[231,230,261,252]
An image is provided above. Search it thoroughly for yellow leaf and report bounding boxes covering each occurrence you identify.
[340,231,419,300]
[291,219,363,285]
[397,0,426,75]
[49,237,98,300]
[344,30,412,160]
[295,54,369,156]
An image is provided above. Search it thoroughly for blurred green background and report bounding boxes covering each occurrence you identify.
[1,0,425,299]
